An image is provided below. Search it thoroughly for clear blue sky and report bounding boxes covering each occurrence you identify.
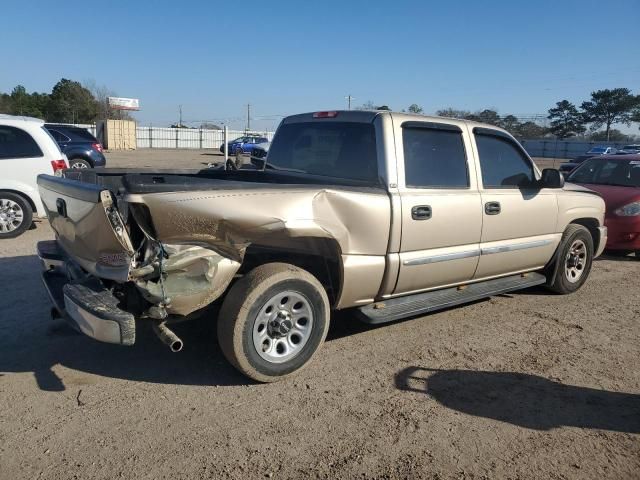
[1,0,639,131]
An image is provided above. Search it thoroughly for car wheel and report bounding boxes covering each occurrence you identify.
[69,158,91,169]
[217,263,330,382]
[0,192,33,239]
[547,224,594,294]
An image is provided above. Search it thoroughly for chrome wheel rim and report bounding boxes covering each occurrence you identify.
[0,199,24,233]
[71,161,88,169]
[252,290,314,363]
[565,239,587,283]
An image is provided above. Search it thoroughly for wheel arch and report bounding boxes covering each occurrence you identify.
[67,154,93,166]
[569,217,600,254]
[0,188,37,213]
[240,237,343,307]
[545,219,599,286]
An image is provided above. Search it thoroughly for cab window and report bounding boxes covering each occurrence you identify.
[474,131,534,188]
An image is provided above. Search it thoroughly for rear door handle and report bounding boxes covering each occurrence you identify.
[411,205,432,220]
[484,201,501,215]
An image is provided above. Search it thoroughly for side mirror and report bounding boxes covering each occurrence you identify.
[540,168,564,189]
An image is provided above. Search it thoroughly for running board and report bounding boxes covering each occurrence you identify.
[357,272,546,324]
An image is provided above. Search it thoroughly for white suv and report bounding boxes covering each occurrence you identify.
[0,114,68,238]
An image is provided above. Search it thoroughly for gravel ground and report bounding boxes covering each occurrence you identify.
[0,150,639,479]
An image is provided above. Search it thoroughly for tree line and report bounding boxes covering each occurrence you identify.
[360,88,640,141]
[0,78,130,123]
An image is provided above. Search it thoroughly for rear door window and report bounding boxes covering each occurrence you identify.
[0,126,44,159]
[402,125,469,188]
[48,129,71,143]
[67,128,97,142]
[474,131,535,188]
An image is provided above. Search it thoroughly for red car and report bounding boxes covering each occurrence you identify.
[568,154,640,256]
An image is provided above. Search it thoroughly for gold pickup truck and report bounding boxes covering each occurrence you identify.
[36,110,606,382]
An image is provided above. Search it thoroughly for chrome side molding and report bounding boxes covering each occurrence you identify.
[481,239,553,255]
[404,239,553,266]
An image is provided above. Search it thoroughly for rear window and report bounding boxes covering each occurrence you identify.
[267,122,378,183]
[0,126,43,159]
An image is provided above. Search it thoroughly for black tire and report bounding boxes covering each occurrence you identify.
[0,192,33,239]
[547,224,594,294]
[217,263,330,382]
[69,158,91,169]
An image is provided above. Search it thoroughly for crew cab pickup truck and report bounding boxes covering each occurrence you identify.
[37,111,607,382]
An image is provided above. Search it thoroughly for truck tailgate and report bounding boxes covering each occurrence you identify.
[37,174,133,281]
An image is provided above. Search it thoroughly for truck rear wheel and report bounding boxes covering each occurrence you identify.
[217,263,330,382]
[547,224,594,294]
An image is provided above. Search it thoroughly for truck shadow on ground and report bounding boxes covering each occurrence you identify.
[395,367,640,434]
[0,255,379,391]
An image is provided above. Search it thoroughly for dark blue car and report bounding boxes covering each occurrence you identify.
[219,135,269,155]
[45,124,106,169]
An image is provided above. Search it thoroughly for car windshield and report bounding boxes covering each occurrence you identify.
[568,158,640,187]
[587,147,607,153]
[266,121,378,183]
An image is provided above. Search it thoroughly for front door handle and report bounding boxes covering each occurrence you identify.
[484,201,501,215]
[411,205,432,220]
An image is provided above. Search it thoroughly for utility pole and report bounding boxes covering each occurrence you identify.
[345,95,354,110]
[179,105,183,127]
[246,103,251,131]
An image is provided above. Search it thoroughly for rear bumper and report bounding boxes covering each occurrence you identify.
[38,240,135,346]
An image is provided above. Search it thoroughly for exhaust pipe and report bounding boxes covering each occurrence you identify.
[152,321,183,352]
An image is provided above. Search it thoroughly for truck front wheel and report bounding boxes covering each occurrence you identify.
[217,263,330,382]
[547,224,594,294]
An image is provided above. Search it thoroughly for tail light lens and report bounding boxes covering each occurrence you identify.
[51,159,67,175]
[92,143,104,153]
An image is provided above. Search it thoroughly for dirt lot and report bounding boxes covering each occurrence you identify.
[1,149,639,480]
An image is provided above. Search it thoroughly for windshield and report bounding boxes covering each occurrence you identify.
[587,147,607,153]
[568,158,640,187]
[266,121,378,183]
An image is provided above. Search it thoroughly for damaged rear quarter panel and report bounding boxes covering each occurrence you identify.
[126,186,391,312]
